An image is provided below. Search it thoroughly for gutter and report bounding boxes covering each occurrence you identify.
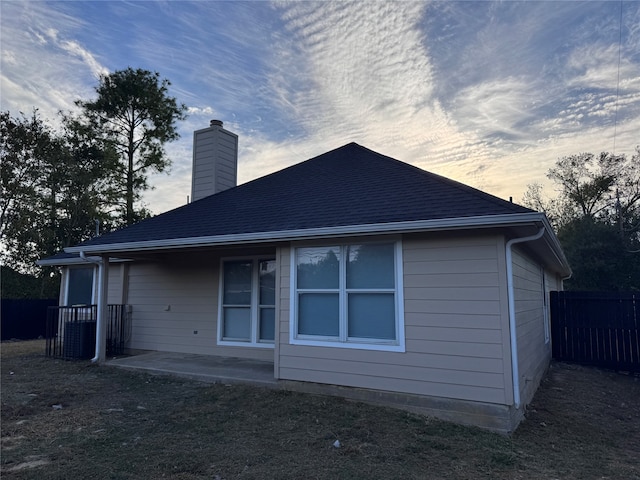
[66,212,549,255]
[505,227,545,409]
[37,255,131,267]
[79,252,107,364]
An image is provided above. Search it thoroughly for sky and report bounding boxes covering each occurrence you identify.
[2,1,639,215]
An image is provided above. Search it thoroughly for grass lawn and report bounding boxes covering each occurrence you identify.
[1,340,639,479]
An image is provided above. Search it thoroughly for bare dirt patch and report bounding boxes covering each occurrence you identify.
[2,340,639,479]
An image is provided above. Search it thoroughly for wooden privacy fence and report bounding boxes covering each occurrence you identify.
[1,299,58,340]
[550,291,639,372]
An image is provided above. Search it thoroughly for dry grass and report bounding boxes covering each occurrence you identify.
[1,340,639,479]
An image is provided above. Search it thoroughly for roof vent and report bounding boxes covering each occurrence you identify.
[210,119,223,127]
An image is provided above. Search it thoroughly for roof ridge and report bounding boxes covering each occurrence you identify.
[337,143,533,213]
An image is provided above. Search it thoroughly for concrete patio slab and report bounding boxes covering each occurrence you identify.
[107,351,277,387]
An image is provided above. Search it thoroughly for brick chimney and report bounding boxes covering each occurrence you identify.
[191,120,238,202]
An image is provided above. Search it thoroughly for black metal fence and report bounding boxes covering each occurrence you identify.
[550,291,639,372]
[106,304,128,357]
[45,304,130,359]
[1,298,58,340]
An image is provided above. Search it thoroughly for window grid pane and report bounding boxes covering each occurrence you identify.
[259,307,275,341]
[223,261,252,305]
[347,293,396,340]
[296,247,340,289]
[259,260,276,306]
[298,292,339,337]
[347,243,395,289]
[223,307,251,340]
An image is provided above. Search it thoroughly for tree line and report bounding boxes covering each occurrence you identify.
[522,149,640,291]
[1,68,186,297]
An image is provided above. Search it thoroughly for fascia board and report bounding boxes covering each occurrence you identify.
[36,256,132,267]
[65,213,548,255]
[36,256,101,266]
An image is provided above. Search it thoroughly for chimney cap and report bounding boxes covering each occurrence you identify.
[210,119,223,127]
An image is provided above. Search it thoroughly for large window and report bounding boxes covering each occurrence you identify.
[219,258,275,346]
[292,241,404,351]
[66,266,94,306]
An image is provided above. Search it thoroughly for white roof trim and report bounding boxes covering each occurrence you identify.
[62,212,570,275]
[36,256,131,267]
[66,213,547,254]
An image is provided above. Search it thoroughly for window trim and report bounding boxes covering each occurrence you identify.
[64,265,97,306]
[289,239,405,352]
[217,256,276,349]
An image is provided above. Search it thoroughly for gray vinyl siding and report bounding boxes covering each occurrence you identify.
[107,263,126,305]
[124,250,273,361]
[278,233,511,406]
[511,247,551,405]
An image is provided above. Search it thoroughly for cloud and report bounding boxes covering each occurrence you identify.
[43,28,108,79]
[0,2,104,122]
[260,2,487,175]
[271,2,435,138]
[2,0,639,216]
[453,77,537,140]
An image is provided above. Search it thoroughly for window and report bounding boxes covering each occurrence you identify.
[219,258,275,346]
[292,241,404,351]
[66,266,94,306]
[541,268,550,344]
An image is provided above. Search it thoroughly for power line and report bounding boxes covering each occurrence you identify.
[612,0,623,155]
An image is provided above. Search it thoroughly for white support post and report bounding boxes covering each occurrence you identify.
[93,254,109,363]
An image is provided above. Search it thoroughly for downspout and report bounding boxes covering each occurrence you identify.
[79,251,108,363]
[506,227,545,409]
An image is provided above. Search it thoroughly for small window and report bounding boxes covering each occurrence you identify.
[292,241,405,351]
[66,267,94,306]
[219,258,275,346]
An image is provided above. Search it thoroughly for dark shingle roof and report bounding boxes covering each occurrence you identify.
[72,143,533,249]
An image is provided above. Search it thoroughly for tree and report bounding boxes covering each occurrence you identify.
[1,68,186,283]
[77,68,187,225]
[1,110,58,276]
[1,110,117,278]
[522,148,640,291]
[547,152,616,219]
[51,114,120,245]
[520,182,568,231]
[1,265,59,299]
[558,217,639,291]
[0,110,52,246]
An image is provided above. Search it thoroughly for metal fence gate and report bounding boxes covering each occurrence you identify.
[45,305,131,359]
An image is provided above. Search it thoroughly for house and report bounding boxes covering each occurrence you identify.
[39,121,571,432]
